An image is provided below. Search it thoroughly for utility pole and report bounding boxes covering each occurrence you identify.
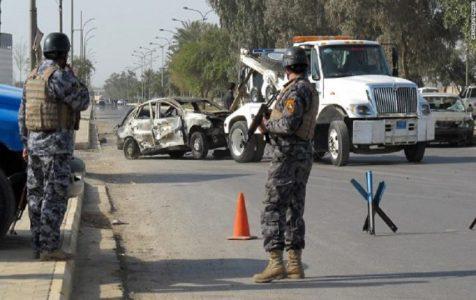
[161,45,165,94]
[0,0,3,35]
[70,0,74,66]
[80,11,83,60]
[59,0,63,32]
[30,0,38,70]
[466,46,469,87]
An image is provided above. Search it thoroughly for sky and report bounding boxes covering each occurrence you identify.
[1,0,219,87]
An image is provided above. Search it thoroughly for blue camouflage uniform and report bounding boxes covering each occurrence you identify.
[18,59,90,253]
[262,75,315,252]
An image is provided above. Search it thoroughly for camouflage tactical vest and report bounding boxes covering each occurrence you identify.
[270,80,319,141]
[25,66,75,131]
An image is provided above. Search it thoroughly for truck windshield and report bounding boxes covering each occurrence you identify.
[319,45,390,78]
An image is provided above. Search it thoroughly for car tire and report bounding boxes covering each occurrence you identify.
[169,151,187,159]
[252,135,266,162]
[124,138,140,160]
[190,131,209,159]
[0,170,16,240]
[404,142,426,163]
[229,121,257,163]
[328,120,350,166]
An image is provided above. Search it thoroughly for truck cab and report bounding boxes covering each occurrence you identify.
[225,36,435,166]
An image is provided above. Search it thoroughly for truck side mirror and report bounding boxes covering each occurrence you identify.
[391,47,399,77]
[468,105,473,113]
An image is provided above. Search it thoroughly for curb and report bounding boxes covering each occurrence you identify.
[48,193,83,300]
[47,107,93,299]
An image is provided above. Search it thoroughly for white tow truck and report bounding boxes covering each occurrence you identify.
[224,36,435,166]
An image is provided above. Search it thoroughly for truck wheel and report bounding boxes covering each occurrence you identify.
[404,142,426,163]
[190,131,209,159]
[252,135,266,162]
[328,121,350,166]
[229,121,256,163]
[124,138,140,160]
[0,170,15,240]
[169,151,187,159]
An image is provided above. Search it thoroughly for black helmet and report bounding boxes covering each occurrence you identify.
[282,47,308,69]
[43,32,70,56]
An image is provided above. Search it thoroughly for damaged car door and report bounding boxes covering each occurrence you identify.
[153,101,186,148]
[131,102,156,150]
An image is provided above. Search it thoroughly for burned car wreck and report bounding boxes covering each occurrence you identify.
[116,97,229,159]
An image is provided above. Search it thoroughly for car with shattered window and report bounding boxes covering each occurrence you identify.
[421,92,474,145]
[116,97,229,159]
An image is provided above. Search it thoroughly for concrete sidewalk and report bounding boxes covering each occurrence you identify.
[0,196,82,300]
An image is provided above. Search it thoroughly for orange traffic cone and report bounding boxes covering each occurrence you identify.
[228,192,257,240]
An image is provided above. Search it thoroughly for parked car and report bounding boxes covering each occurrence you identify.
[460,86,476,118]
[116,97,229,159]
[0,84,85,240]
[422,92,474,145]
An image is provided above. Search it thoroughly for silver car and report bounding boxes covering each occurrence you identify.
[116,97,229,159]
[422,92,474,145]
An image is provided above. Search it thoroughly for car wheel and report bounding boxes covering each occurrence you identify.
[190,131,209,159]
[169,151,187,159]
[328,121,350,166]
[229,121,257,163]
[123,138,140,160]
[0,170,16,240]
[404,142,426,163]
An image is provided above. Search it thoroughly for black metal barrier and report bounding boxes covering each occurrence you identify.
[351,171,398,235]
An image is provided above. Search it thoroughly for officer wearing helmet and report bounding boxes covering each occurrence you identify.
[253,47,319,283]
[18,33,90,260]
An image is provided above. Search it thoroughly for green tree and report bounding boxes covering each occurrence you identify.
[169,23,235,97]
[441,0,475,49]
[264,0,335,47]
[72,57,95,87]
[103,70,141,101]
[208,0,272,48]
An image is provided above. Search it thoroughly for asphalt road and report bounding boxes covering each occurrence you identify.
[80,105,476,299]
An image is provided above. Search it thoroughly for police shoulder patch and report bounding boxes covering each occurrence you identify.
[285,98,296,114]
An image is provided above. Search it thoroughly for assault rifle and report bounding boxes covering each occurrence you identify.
[246,93,278,144]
